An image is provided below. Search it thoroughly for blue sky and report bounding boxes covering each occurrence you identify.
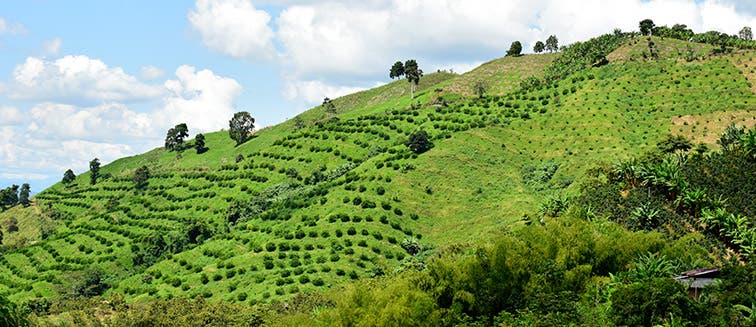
[0,0,754,194]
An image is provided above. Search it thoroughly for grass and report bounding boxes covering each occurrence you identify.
[1,36,754,305]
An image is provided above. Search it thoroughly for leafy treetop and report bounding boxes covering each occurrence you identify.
[404,59,423,99]
[740,26,753,41]
[62,169,76,184]
[390,61,405,79]
[229,111,255,146]
[165,123,189,151]
[506,41,522,57]
[89,158,101,185]
[545,35,559,52]
[640,19,655,36]
[533,41,545,53]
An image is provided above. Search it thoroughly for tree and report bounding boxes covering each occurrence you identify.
[405,130,433,154]
[293,116,305,130]
[0,185,19,210]
[62,169,76,184]
[739,26,753,41]
[164,123,189,151]
[474,79,487,98]
[322,97,336,115]
[70,267,107,297]
[545,35,559,52]
[389,61,405,79]
[194,133,207,154]
[89,158,101,185]
[228,111,255,146]
[640,19,655,36]
[18,183,30,207]
[133,166,150,190]
[533,41,545,53]
[404,59,423,99]
[506,41,522,57]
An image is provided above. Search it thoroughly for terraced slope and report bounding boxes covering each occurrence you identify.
[1,37,755,305]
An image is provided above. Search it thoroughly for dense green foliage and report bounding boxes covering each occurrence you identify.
[405,130,433,154]
[89,158,100,185]
[404,59,423,98]
[62,169,76,185]
[165,123,189,151]
[195,133,207,154]
[0,184,20,211]
[533,41,545,53]
[506,41,522,57]
[229,111,255,145]
[640,19,655,36]
[389,61,405,80]
[545,35,559,52]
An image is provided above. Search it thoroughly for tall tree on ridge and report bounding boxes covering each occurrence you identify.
[404,59,423,99]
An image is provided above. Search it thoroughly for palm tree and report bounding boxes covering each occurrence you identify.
[612,159,642,187]
[630,252,678,280]
[675,188,708,216]
[734,302,756,324]
[632,203,661,230]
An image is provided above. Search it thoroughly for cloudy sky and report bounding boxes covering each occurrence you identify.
[0,0,754,193]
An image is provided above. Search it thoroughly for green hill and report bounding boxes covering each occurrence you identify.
[1,32,755,314]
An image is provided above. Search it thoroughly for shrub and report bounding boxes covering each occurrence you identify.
[405,130,433,154]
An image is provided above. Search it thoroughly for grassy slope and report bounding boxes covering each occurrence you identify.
[440,53,559,97]
[1,37,754,305]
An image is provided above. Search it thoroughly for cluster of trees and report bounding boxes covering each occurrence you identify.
[165,123,207,154]
[533,35,559,53]
[0,183,30,211]
[164,123,189,151]
[389,59,423,98]
[578,125,755,257]
[639,18,755,51]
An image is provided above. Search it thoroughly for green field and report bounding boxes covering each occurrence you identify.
[1,34,755,311]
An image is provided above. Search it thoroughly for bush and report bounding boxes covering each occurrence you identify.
[405,130,433,154]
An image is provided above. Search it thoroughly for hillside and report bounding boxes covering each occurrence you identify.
[0,33,755,315]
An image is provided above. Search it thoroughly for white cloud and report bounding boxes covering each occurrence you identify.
[28,102,154,141]
[43,37,62,56]
[140,65,164,80]
[5,55,164,104]
[188,0,276,60]
[0,106,26,124]
[0,173,49,180]
[158,65,243,133]
[0,16,26,35]
[0,57,244,186]
[283,78,365,104]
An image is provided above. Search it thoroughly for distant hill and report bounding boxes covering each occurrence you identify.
[1,32,754,309]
